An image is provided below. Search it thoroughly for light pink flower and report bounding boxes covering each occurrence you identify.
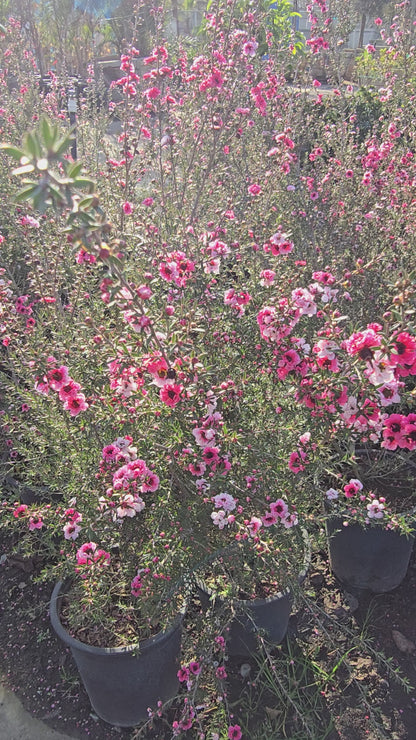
[326,488,339,500]
[193,427,216,447]
[243,39,258,56]
[367,500,385,519]
[63,521,82,540]
[28,515,44,530]
[212,492,236,512]
[247,516,262,536]
[116,494,145,518]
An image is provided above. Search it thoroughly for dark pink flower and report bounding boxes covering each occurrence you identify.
[390,332,416,366]
[63,394,88,416]
[228,725,242,740]
[160,383,183,407]
[47,366,69,391]
[122,201,134,215]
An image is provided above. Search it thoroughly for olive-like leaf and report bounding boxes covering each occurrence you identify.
[0,144,25,160]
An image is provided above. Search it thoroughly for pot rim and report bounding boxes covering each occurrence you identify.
[325,507,416,534]
[49,580,185,656]
[197,526,311,608]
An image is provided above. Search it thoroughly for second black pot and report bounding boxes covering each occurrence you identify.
[327,517,414,592]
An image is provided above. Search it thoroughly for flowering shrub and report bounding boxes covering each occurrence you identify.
[1,0,416,734]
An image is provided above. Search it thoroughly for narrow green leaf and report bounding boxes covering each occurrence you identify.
[41,117,56,149]
[47,184,66,204]
[66,161,84,179]
[0,144,25,161]
[53,136,72,158]
[24,131,42,159]
[12,164,36,176]
[77,196,95,209]
[73,177,95,191]
[14,183,42,203]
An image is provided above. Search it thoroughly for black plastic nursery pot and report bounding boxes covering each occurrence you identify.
[50,581,184,727]
[200,528,310,657]
[225,585,293,656]
[326,517,415,593]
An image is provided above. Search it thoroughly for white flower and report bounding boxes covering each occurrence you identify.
[326,488,339,500]
[211,510,227,529]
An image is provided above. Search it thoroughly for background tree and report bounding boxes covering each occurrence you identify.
[355,0,388,47]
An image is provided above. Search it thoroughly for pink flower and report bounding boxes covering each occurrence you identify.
[390,332,416,367]
[13,504,28,518]
[141,472,160,492]
[189,661,201,675]
[63,393,89,416]
[345,328,381,360]
[228,725,242,740]
[58,380,81,402]
[144,86,161,99]
[247,516,262,536]
[270,499,289,518]
[312,79,321,87]
[367,500,385,519]
[102,444,120,461]
[160,383,183,407]
[248,183,262,196]
[63,521,82,540]
[76,542,110,567]
[20,215,40,228]
[136,284,152,300]
[216,665,227,679]
[131,574,143,597]
[47,366,69,391]
[381,413,407,450]
[288,449,307,473]
[122,201,133,215]
[260,269,276,286]
[202,446,220,466]
[375,17,382,25]
[177,667,190,682]
[243,40,258,57]
[262,511,279,527]
[343,479,363,498]
[29,515,44,531]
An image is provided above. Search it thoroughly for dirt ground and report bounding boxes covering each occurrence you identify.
[1,530,416,740]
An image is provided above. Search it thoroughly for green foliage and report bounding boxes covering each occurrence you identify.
[0,118,95,212]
